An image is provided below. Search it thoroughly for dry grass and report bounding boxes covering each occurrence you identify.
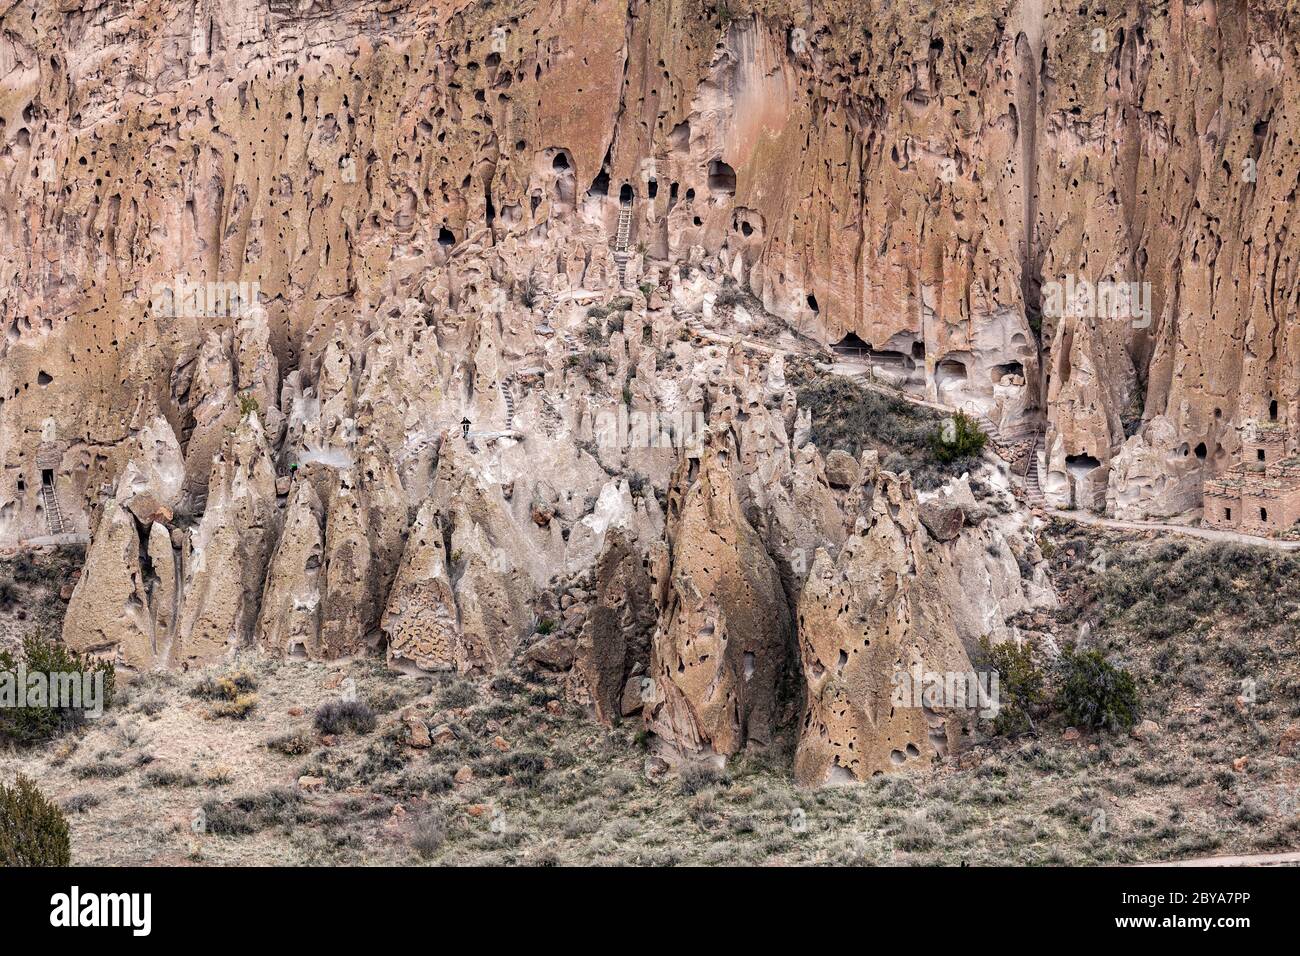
[2,527,1298,865]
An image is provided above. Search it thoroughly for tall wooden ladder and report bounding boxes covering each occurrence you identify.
[614,201,633,288]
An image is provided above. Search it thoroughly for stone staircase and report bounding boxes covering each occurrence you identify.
[1022,429,1046,507]
[40,481,66,536]
[613,200,633,287]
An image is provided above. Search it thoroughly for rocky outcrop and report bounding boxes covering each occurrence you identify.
[644,428,792,759]
[4,1,1300,549]
[61,417,186,669]
[571,529,656,724]
[382,433,538,673]
[381,498,468,673]
[794,471,977,787]
[61,498,156,668]
[318,442,406,658]
[256,480,325,660]
[174,413,280,666]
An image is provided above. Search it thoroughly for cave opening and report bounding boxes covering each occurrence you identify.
[832,332,869,356]
[991,361,1025,384]
[708,160,736,195]
[935,358,968,389]
[619,183,634,203]
[1065,454,1101,477]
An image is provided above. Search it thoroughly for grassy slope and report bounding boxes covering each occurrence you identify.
[2,527,1298,865]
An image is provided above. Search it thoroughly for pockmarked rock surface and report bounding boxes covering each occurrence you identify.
[4,0,1290,792]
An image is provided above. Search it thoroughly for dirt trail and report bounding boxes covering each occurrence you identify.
[1142,851,1300,867]
[686,323,1300,553]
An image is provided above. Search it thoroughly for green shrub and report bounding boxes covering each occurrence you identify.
[202,789,302,836]
[1055,648,1139,732]
[438,680,479,709]
[266,729,315,756]
[209,694,258,720]
[931,411,988,463]
[796,374,983,489]
[0,634,115,746]
[979,637,1046,735]
[0,774,71,866]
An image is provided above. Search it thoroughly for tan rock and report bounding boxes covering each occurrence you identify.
[256,481,325,659]
[644,428,792,758]
[571,530,656,724]
[823,450,860,489]
[794,471,978,786]
[174,413,281,665]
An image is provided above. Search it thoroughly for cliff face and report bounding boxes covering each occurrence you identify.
[0,1,1292,772]
[2,1,1297,538]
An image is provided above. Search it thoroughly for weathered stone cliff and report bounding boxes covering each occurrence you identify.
[0,0,1289,782]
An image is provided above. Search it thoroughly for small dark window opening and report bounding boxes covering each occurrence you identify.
[552,152,570,170]
[37,371,52,386]
[619,183,634,203]
[685,187,696,202]
[1257,448,1266,462]
[647,179,658,199]
[16,477,25,492]
[1270,399,1279,420]
[41,469,54,488]
[1194,442,1207,460]
[438,227,456,247]
[740,220,753,237]
[806,294,819,312]
[1225,507,1232,520]
[1261,508,1269,522]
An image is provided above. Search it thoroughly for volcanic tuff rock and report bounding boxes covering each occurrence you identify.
[5,0,1299,542]
[569,528,657,725]
[5,0,1288,785]
[643,427,792,758]
[794,472,973,786]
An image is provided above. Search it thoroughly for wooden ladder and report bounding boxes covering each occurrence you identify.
[40,481,66,535]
